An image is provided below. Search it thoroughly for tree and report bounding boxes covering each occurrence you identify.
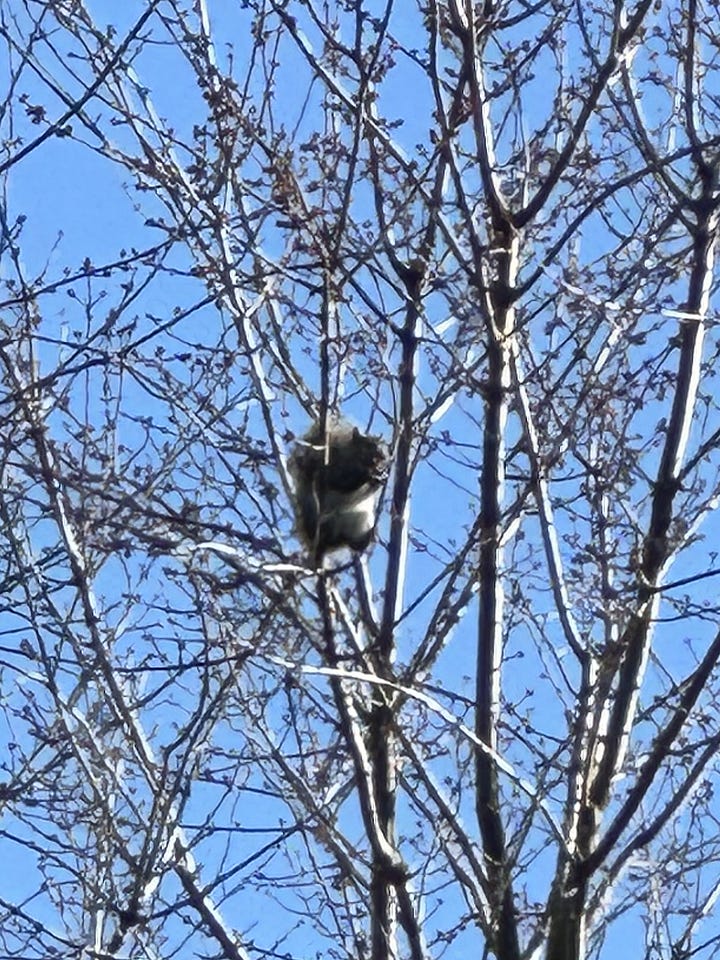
[1,1,719,958]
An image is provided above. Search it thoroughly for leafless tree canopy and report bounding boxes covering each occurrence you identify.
[1,2,720,959]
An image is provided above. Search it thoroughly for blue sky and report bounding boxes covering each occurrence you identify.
[1,2,720,959]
